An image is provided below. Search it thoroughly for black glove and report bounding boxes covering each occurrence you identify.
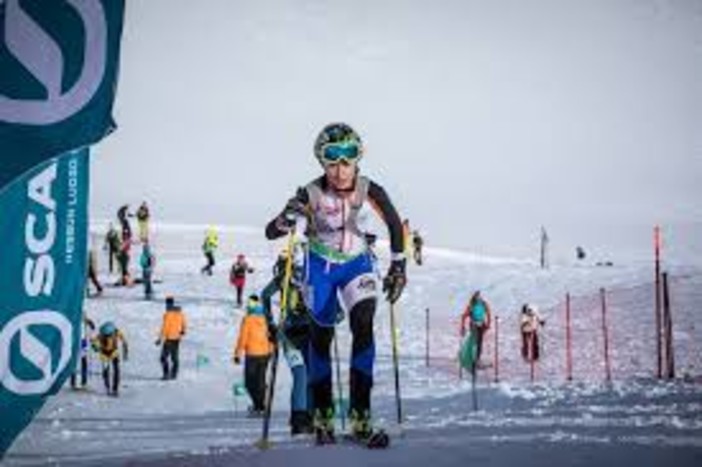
[382,258,407,304]
[276,202,301,232]
[233,356,241,365]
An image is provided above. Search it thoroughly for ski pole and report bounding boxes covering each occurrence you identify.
[600,288,612,382]
[470,326,478,411]
[662,272,675,379]
[333,325,345,430]
[257,229,296,449]
[471,365,478,411]
[389,300,403,428]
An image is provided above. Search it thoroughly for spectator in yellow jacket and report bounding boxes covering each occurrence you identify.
[91,321,128,397]
[156,296,186,380]
[233,294,273,416]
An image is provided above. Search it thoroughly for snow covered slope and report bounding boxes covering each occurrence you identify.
[4,223,701,466]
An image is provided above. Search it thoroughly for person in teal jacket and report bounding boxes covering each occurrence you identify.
[460,290,492,366]
[260,252,313,435]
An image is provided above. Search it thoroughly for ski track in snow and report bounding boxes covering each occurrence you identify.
[4,223,702,466]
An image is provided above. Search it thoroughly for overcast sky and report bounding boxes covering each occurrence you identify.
[91,0,702,262]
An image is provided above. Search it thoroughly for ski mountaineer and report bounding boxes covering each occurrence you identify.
[460,290,492,367]
[230,254,255,308]
[117,205,133,286]
[91,321,129,397]
[86,246,103,297]
[104,222,120,274]
[412,229,424,266]
[260,249,313,435]
[265,123,407,444]
[201,227,219,276]
[140,241,156,300]
[520,303,545,362]
[136,201,150,243]
[70,314,96,389]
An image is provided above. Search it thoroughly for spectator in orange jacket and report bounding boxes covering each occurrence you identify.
[155,296,186,380]
[233,294,273,415]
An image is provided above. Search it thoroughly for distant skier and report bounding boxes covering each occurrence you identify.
[412,229,424,266]
[576,246,586,261]
[261,250,313,435]
[520,304,545,362]
[230,254,254,307]
[104,222,120,274]
[117,205,133,285]
[265,123,406,444]
[156,296,186,380]
[117,204,132,239]
[140,241,156,300]
[86,247,103,296]
[460,291,492,367]
[136,201,150,243]
[201,227,218,276]
[233,295,273,416]
[92,321,129,397]
[402,218,412,257]
[70,314,96,389]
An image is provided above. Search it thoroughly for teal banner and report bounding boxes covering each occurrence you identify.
[0,0,125,188]
[0,149,90,456]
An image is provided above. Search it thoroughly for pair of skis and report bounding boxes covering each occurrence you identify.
[315,429,390,449]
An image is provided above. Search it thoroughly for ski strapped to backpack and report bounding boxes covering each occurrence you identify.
[256,229,297,450]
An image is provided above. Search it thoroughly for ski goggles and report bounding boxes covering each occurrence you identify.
[319,142,362,165]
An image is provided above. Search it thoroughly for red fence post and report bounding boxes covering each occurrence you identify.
[662,272,675,379]
[600,288,612,382]
[425,308,430,368]
[566,293,573,382]
[458,319,463,380]
[529,331,536,383]
[494,316,499,383]
[654,225,662,379]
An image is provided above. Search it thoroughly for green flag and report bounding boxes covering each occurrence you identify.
[232,381,247,397]
[459,332,478,372]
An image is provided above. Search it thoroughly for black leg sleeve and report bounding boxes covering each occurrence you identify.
[160,344,169,377]
[102,363,110,390]
[171,340,180,379]
[80,355,88,386]
[349,298,376,414]
[113,358,120,392]
[309,321,335,412]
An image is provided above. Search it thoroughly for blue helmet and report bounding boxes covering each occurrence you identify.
[99,321,116,336]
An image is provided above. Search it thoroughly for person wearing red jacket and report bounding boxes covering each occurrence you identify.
[230,254,254,308]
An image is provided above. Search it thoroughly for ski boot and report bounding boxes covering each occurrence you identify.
[247,406,265,418]
[313,408,336,445]
[349,409,373,441]
[348,409,390,449]
[290,410,313,436]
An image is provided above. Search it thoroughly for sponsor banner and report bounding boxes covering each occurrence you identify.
[0,0,125,188]
[0,149,89,456]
